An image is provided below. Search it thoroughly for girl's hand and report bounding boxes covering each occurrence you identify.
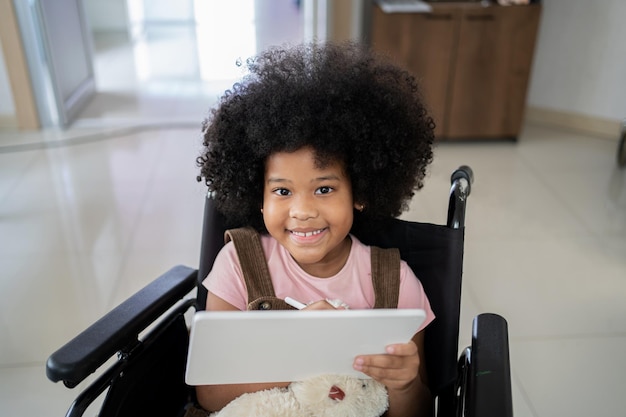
[352,331,432,417]
[352,340,420,391]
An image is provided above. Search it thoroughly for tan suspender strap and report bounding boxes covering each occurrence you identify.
[371,246,401,309]
[224,227,276,303]
[225,228,401,309]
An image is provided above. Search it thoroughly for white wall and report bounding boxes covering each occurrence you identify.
[83,0,128,32]
[527,0,626,122]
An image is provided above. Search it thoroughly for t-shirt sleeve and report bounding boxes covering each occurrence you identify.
[398,261,436,333]
[202,242,248,311]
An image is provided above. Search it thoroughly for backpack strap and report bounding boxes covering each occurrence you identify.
[371,246,401,309]
[225,228,400,310]
[224,227,275,301]
[224,227,291,310]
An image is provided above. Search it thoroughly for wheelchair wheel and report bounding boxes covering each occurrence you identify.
[618,121,626,168]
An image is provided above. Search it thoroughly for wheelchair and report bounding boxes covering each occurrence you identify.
[46,165,512,417]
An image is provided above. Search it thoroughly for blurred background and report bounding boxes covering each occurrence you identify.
[0,1,624,416]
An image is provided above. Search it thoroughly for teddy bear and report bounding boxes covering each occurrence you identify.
[209,374,388,417]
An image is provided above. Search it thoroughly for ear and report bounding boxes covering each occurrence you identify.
[354,202,365,212]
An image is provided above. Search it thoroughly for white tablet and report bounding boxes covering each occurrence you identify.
[185,308,426,385]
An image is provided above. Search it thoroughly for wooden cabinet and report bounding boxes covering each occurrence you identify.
[371,3,541,140]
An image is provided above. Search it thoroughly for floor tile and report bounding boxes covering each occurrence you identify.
[0,252,118,365]
[540,168,626,235]
[463,236,626,338]
[0,365,99,417]
[511,336,626,417]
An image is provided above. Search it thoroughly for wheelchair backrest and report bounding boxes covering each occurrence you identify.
[195,196,464,397]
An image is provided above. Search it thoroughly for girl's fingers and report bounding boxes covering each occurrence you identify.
[354,354,417,375]
[353,342,420,386]
[385,342,417,356]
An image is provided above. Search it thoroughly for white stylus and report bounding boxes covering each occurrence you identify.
[285,297,307,310]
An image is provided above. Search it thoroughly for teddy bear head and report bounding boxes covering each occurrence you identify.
[289,374,388,417]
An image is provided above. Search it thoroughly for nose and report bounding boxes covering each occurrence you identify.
[289,194,318,220]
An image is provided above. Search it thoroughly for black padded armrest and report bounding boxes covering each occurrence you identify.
[46,265,198,387]
[466,313,513,417]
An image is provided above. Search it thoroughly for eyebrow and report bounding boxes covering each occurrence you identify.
[266,174,341,184]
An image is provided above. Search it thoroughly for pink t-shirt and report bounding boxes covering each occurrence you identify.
[203,234,435,333]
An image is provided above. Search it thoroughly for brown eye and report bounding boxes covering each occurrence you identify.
[273,188,291,196]
[315,186,333,195]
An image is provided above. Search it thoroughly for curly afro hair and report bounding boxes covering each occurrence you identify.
[197,41,435,231]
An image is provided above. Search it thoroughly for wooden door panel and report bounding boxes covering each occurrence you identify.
[447,6,541,139]
[372,7,460,138]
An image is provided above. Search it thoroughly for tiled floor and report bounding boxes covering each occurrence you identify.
[1,2,625,416]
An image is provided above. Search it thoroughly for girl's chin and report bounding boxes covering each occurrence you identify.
[288,249,326,266]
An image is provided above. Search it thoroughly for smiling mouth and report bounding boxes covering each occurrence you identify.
[290,228,326,238]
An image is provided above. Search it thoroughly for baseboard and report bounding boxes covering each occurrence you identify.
[525,106,622,140]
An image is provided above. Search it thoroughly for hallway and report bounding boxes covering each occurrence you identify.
[1,2,625,416]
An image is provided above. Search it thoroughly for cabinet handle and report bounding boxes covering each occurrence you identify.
[465,14,495,21]
[425,13,453,20]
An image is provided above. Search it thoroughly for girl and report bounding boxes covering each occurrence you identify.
[195,41,436,417]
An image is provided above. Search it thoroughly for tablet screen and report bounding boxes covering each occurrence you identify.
[185,308,426,385]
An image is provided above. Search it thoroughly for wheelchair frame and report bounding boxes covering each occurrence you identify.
[46,165,512,417]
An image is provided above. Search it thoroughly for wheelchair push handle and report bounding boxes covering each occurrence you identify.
[447,165,474,229]
[451,165,473,195]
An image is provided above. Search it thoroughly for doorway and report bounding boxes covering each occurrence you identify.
[76,0,306,127]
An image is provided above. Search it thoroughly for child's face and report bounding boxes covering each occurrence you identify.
[262,147,357,278]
